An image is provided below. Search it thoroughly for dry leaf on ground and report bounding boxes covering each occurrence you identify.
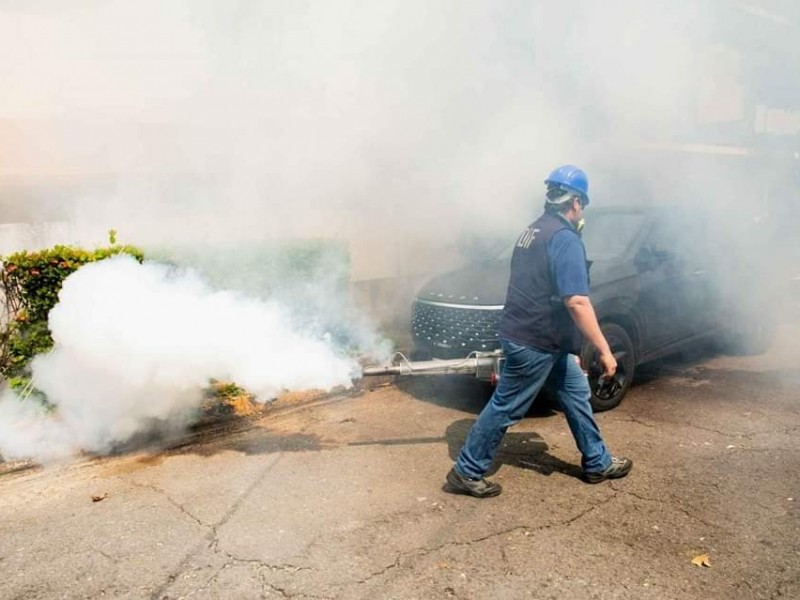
[692,553,711,567]
[91,493,109,502]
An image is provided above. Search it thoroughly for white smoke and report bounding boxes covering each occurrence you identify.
[0,255,359,462]
[0,1,798,462]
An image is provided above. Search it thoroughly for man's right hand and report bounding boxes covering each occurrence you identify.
[599,351,617,380]
[564,295,618,380]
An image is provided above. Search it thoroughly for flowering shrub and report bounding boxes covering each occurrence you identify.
[0,243,144,377]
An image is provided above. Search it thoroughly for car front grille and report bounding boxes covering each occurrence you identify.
[412,299,502,358]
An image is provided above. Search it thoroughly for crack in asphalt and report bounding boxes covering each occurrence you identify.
[620,414,656,428]
[259,577,290,599]
[147,453,285,600]
[147,415,333,600]
[610,485,725,532]
[645,419,800,441]
[748,425,800,439]
[726,446,799,453]
[693,478,724,494]
[399,492,618,563]
[187,562,233,600]
[264,495,619,596]
[113,393,797,599]
[257,567,333,600]
[352,553,402,586]
[676,422,746,437]
[91,547,122,565]
[168,558,313,600]
[298,503,436,560]
[128,480,211,530]
[608,408,800,441]
[246,559,312,574]
[772,574,800,599]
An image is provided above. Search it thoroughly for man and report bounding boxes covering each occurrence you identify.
[444,165,632,497]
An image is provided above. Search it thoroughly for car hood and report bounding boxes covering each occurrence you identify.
[416,258,630,307]
[416,260,510,306]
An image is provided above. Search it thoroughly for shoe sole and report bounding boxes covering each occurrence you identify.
[444,473,502,498]
[584,464,632,484]
[443,482,502,498]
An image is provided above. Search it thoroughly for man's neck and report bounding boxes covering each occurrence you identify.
[554,212,577,230]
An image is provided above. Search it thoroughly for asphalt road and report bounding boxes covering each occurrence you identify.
[1,326,799,599]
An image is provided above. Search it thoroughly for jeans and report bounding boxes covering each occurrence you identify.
[455,338,611,478]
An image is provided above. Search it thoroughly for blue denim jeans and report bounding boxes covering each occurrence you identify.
[455,338,612,478]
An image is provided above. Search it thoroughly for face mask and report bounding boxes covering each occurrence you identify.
[576,218,585,235]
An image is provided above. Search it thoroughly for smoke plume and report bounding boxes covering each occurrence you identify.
[0,256,359,462]
[0,1,799,458]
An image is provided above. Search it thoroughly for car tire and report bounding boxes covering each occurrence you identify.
[580,322,636,412]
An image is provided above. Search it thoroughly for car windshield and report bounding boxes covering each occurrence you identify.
[582,211,647,260]
[497,211,647,261]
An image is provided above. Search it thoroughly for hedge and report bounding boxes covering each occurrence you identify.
[0,243,144,377]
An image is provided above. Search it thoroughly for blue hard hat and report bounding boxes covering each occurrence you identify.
[544,165,590,205]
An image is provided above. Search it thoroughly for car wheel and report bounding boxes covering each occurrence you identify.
[580,322,636,412]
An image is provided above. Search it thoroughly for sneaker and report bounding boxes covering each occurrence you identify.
[444,467,502,498]
[583,456,633,484]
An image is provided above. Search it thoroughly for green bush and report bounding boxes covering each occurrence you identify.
[0,243,144,377]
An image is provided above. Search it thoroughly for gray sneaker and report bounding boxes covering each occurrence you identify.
[584,456,633,484]
[444,468,502,498]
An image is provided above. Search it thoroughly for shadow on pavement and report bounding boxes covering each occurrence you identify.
[396,375,561,417]
[395,375,492,414]
[444,418,583,480]
[102,415,328,461]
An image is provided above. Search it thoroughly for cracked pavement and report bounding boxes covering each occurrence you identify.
[1,326,800,599]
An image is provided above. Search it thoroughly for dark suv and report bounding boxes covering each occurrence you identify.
[411,206,774,411]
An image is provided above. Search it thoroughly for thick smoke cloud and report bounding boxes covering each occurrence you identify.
[0,2,798,459]
[2,2,797,246]
[2,2,573,246]
[0,256,358,461]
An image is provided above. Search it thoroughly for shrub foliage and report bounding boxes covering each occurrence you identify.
[0,244,144,377]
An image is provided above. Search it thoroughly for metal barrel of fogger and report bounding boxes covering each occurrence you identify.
[361,351,503,382]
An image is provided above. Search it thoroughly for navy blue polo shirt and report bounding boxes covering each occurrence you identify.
[499,212,589,353]
[548,227,590,299]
